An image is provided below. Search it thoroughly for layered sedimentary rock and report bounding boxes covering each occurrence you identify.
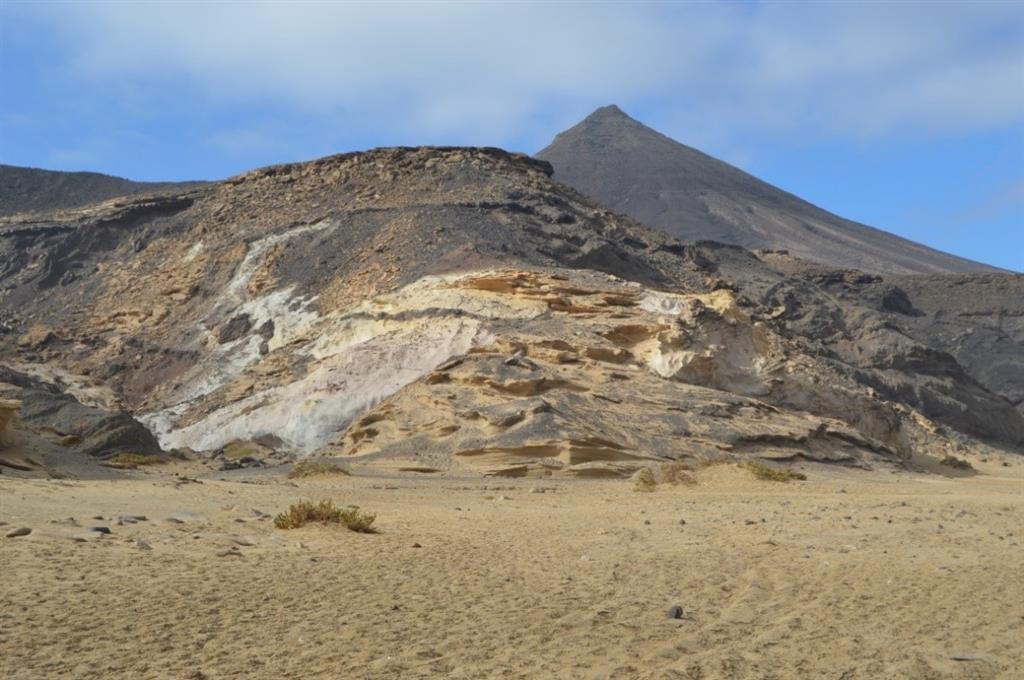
[322,269,935,476]
[0,146,1019,472]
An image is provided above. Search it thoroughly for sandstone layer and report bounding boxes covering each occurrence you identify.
[0,146,1019,473]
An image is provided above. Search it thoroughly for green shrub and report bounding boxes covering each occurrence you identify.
[743,460,806,482]
[939,455,973,471]
[288,459,351,479]
[274,499,376,533]
[658,461,697,486]
[107,453,167,469]
[633,467,657,492]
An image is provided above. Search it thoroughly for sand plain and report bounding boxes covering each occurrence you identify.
[1,459,1022,680]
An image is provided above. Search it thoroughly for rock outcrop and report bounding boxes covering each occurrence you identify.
[0,146,1019,471]
[0,163,205,216]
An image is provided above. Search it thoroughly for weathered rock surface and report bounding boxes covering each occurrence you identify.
[0,363,161,459]
[0,146,1019,472]
[0,164,205,216]
[323,269,934,476]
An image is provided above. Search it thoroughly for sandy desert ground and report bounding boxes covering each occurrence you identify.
[1,458,1022,680]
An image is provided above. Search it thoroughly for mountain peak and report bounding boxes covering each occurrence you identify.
[580,104,645,128]
[587,104,628,119]
[537,110,999,275]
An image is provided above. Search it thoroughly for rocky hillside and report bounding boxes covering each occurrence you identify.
[537,106,1000,275]
[0,164,205,216]
[0,147,1019,477]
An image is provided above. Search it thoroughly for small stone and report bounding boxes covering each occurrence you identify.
[89,526,112,535]
[679,519,686,525]
[644,520,651,525]
[231,537,256,546]
[411,542,422,548]
[136,539,152,551]
[5,527,31,538]
[216,547,242,557]
[667,606,684,620]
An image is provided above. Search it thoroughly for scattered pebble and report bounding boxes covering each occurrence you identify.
[5,527,31,538]
[667,606,684,619]
[216,547,243,557]
[89,526,112,535]
[136,539,153,551]
[411,542,422,548]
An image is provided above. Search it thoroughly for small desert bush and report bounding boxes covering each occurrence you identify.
[288,459,352,479]
[274,499,376,532]
[658,461,697,486]
[743,460,806,482]
[107,453,167,469]
[633,467,657,492]
[634,461,697,492]
[939,455,973,471]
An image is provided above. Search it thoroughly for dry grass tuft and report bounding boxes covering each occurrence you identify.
[288,459,352,479]
[273,499,376,532]
[743,460,807,482]
[106,453,167,469]
[633,467,657,492]
[633,461,696,491]
[939,455,973,471]
[658,461,697,486]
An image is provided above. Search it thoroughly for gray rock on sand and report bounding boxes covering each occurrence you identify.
[667,606,684,620]
[5,527,31,538]
[136,539,153,551]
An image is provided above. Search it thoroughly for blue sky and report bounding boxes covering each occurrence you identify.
[1,1,1021,270]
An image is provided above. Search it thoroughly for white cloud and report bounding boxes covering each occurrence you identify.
[10,1,1024,149]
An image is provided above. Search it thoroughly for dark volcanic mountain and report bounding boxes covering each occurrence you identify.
[1,147,1020,478]
[537,106,999,275]
[0,164,206,216]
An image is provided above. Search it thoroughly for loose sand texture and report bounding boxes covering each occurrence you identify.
[1,460,1022,680]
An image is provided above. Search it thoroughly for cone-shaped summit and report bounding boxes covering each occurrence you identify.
[537,106,998,275]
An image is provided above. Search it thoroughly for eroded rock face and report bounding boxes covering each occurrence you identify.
[0,364,161,458]
[0,146,1019,467]
[318,269,974,476]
